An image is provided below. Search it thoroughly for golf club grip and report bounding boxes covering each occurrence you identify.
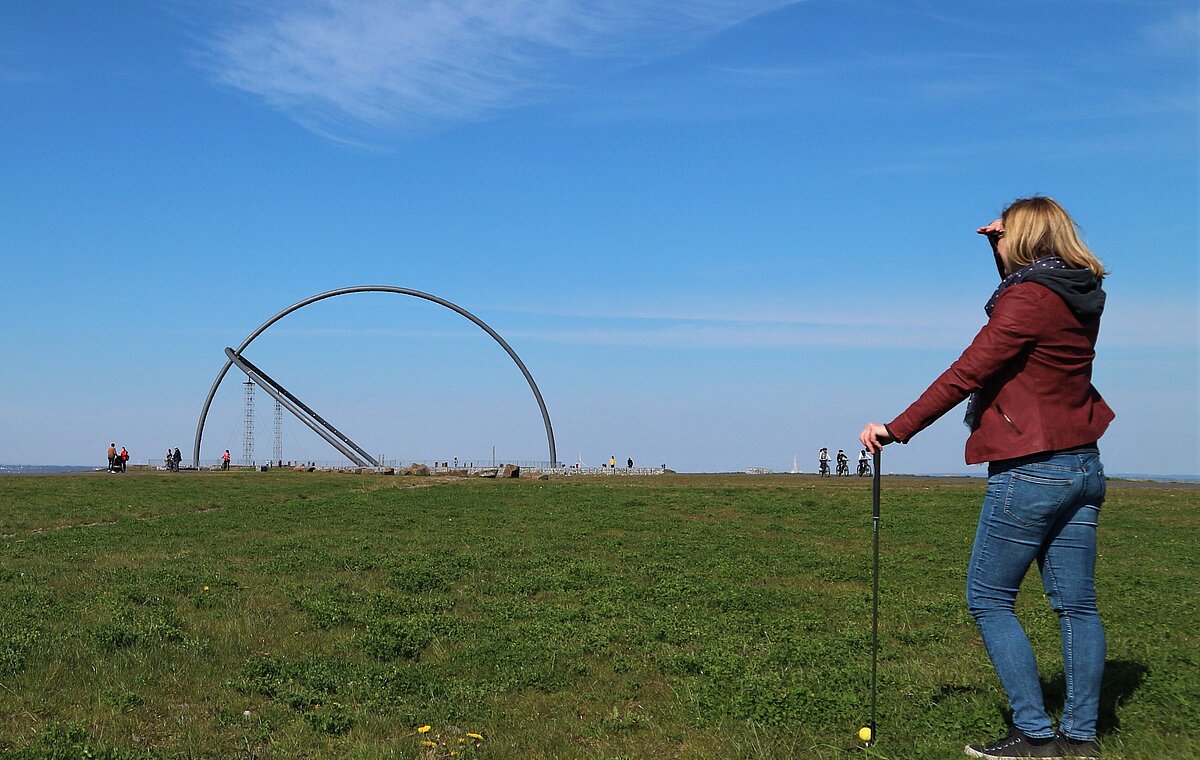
[872,451,880,519]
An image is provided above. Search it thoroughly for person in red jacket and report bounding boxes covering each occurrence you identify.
[861,197,1111,760]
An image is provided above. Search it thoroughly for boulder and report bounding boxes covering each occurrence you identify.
[380,467,395,475]
[501,464,520,478]
[537,473,550,481]
[405,463,431,476]
[477,469,498,478]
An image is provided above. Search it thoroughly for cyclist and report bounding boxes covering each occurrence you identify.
[818,447,830,477]
[836,449,850,476]
[858,449,871,477]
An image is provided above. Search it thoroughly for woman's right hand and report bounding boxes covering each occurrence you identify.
[859,422,894,453]
[976,218,1003,236]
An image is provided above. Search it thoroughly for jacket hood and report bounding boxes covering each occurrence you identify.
[1023,267,1106,321]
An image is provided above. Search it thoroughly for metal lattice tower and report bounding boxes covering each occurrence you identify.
[272,399,283,465]
[243,379,255,465]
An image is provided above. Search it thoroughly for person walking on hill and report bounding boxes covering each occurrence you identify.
[119,447,129,472]
[172,448,182,471]
[222,450,231,470]
[107,443,117,472]
[860,197,1112,760]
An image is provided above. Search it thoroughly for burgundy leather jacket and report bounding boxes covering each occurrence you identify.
[886,281,1114,465]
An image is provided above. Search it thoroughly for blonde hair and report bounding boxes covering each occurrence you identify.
[1001,196,1106,276]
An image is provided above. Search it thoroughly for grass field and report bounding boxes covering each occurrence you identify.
[0,470,1196,759]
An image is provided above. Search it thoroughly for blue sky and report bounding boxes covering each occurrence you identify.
[1,0,1196,475]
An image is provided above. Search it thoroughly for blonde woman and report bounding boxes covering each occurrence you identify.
[861,197,1112,759]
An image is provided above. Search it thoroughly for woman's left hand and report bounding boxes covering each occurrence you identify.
[859,423,894,453]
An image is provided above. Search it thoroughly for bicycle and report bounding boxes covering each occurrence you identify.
[858,459,871,477]
[819,460,831,477]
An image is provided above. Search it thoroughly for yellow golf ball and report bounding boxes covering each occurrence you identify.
[858,726,873,742]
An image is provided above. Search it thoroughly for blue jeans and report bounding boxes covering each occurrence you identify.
[966,450,1106,741]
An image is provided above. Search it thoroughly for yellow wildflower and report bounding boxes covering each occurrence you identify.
[202,586,209,591]
[467,732,484,741]
[420,740,437,747]
[417,725,432,734]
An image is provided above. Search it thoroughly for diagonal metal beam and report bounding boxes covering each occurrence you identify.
[225,348,376,467]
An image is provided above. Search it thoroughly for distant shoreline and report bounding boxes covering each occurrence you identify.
[1,464,1196,485]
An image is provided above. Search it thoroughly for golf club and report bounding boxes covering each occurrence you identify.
[847,449,881,752]
[869,448,880,745]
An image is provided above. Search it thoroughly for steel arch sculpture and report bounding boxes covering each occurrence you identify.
[193,286,556,469]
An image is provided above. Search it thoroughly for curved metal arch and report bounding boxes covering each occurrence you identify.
[193,286,556,468]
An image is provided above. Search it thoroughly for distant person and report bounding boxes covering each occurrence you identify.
[119,447,129,472]
[817,447,830,477]
[836,449,849,476]
[166,448,173,471]
[609,455,616,470]
[860,197,1112,758]
[858,449,871,477]
[107,443,117,472]
[627,457,633,469]
[222,450,231,470]
[173,448,182,471]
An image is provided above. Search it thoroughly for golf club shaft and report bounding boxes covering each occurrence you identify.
[870,449,881,744]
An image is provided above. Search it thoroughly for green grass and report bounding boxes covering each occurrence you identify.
[0,471,1196,758]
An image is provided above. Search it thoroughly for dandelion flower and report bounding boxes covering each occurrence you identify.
[417,725,432,733]
[202,586,209,591]
[420,740,437,747]
[467,732,484,740]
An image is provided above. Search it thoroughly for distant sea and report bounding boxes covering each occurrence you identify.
[0,464,99,475]
[920,471,1199,483]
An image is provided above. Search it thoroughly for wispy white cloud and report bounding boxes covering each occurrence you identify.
[0,48,51,86]
[498,294,1198,351]
[712,51,1008,85]
[202,0,800,139]
[493,301,970,329]
[485,298,987,349]
[1141,7,1199,53]
[507,321,961,350]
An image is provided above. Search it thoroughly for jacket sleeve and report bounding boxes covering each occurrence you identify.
[887,285,1045,443]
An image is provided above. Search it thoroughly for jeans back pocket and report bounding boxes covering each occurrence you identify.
[1003,470,1077,527]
